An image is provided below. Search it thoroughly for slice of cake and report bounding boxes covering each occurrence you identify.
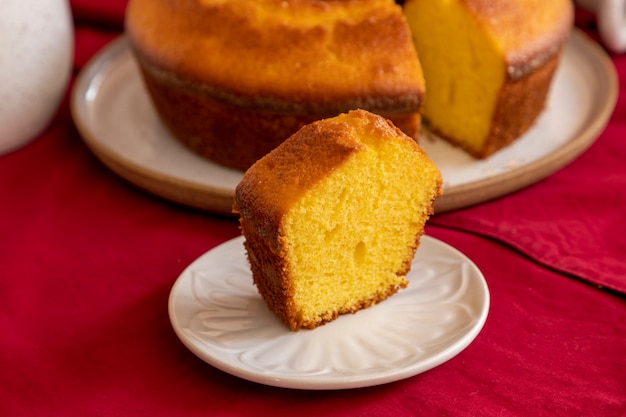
[234,110,442,330]
[403,0,573,158]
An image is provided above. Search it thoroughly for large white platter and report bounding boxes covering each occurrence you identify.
[168,235,490,390]
[71,30,617,214]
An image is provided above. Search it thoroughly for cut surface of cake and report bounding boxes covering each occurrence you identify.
[234,110,442,330]
[403,0,574,158]
[125,0,425,171]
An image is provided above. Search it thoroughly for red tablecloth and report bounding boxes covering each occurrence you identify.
[2,2,625,416]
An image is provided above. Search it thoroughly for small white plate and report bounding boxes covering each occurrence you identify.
[168,235,490,390]
[71,30,617,214]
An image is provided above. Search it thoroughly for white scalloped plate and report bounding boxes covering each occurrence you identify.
[168,235,490,390]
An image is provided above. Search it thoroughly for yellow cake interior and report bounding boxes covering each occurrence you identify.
[281,115,441,325]
[403,0,505,154]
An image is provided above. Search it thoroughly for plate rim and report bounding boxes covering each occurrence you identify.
[71,29,618,215]
[167,235,490,390]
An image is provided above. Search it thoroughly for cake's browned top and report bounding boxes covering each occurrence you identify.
[462,0,574,76]
[125,0,424,111]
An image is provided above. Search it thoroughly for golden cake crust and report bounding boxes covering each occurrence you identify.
[126,0,424,107]
[462,0,574,78]
[125,0,425,170]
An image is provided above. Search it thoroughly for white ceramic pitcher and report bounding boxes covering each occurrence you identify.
[575,0,626,53]
[0,0,73,155]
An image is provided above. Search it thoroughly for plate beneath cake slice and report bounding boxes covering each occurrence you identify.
[168,235,489,390]
[72,29,617,214]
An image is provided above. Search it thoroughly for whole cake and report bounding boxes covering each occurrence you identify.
[234,110,443,330]
[403,0,574,158]
[125,0,425,171]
